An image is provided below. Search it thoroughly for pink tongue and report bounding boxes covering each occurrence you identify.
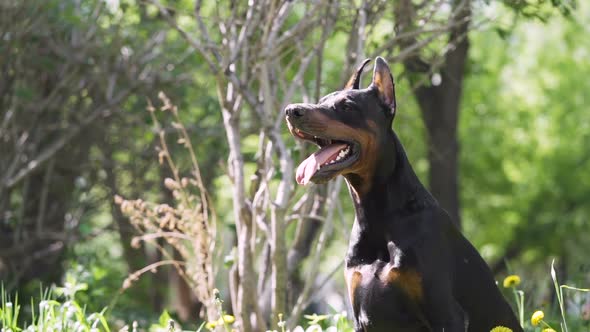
[296,143,348,185]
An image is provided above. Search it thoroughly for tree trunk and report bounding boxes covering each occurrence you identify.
[395,0,471,228]
[103,144,147,273]
[0,141,90,289]
[414,68,464,227]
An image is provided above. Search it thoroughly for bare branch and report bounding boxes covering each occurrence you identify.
[2,87,136,190]
[287,178,343,328]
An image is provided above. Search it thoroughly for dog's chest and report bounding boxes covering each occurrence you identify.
[345,235,432,331]
[345,246,427,330]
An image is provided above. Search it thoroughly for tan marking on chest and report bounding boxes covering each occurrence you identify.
[346,270,363,306]
[380,268,423,301]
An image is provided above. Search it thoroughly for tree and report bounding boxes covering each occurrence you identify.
[0,0,178,291]
[390,0,472,227]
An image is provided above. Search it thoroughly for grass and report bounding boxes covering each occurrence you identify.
[0,282,352,332]
[1,261,588,332]
[501,260,590,332]
[0,284,109,332]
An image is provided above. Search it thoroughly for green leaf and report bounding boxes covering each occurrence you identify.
[303,313,329,325]
[159,310,172,328]
[99,309,111,332]
[223,252,235,268]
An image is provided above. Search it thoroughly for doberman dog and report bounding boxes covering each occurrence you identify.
[285,57,522,332]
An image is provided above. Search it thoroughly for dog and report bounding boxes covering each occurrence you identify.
[285,57,522,331]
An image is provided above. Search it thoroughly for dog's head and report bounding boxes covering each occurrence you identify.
[285,57,397,190]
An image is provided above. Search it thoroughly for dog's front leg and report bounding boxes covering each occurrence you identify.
[424,284,470,332]
[426,300,467,332]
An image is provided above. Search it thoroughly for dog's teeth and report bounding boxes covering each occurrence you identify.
[322,147,353,168]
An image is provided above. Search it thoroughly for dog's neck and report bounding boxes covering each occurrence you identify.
[345,131,436,231]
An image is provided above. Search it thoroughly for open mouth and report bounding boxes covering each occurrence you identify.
[291,127,359,185]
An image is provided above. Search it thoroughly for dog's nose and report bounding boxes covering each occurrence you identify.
[285,104,305,118]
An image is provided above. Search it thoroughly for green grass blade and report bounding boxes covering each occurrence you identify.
[560,285,590,292]
[99,307,111,332]
[195,321,206,332]
[551,259,568,332]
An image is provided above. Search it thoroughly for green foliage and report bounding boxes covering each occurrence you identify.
[501,262,590,331]
[147,310,177,332]
[298,312,354,332]
[461,0,590,271]
[501,0,576,20]
[0,279,177,332]
[0,283,110,332]
[1,262,589,331]
[2,0,590,328]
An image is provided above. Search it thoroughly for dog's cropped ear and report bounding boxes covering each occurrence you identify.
[344,58,372,90]
[370,57,396,116]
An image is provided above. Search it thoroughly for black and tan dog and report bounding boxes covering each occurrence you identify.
[285,57,521,332]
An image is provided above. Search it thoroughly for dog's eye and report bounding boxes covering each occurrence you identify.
[344,103,358,112]
[338,102,354,112]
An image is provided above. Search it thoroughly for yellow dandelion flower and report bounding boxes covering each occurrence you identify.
[531,310,545,326]
[542,329,556,332]
[216,314,236,325]
[205,320,217,330]
[503,275,521,288]
[490,326,513,332]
